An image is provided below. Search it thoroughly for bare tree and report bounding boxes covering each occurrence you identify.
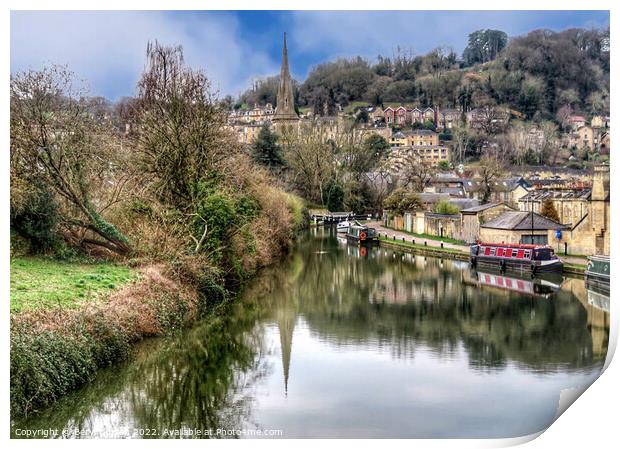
[400,155,437,192]
[452,126,472,163]
[478,155,505,203]
[10,65,132,255]
[135,41,238,201]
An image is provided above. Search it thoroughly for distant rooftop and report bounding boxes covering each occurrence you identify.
[481,211,568,231]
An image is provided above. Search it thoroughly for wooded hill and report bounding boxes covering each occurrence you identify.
[237,27,610,122]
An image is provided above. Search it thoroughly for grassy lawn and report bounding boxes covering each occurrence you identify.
[378,235,467,256]
[381,226,467,245]
[10,257,136,313]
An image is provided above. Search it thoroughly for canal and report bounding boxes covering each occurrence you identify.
[12,227,610,438]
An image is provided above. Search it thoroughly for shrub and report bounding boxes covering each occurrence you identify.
[384,188,422,216]
[10,182,60,254]
[434,200,460,215]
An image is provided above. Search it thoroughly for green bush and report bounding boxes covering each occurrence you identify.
[10,314,131,417]
[10,182,60,254]
[434,200,460,215]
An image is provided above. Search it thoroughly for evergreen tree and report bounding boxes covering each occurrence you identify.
[540,199,560,222]
[252,125,285,168]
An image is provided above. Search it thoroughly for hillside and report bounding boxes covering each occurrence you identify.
[238,27,610,122]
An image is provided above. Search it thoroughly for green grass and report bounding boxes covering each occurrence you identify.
[381,226,467,245]
[564,262,587,271]
[378,235,467,256]
[10,257,136,313]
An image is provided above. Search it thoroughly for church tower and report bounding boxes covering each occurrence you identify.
[273,32,299,127]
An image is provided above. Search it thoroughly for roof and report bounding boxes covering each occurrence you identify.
[418,192,450,203]
[408,129,436,136]
[481,211,568,231]
[461,202,507,213]
[519,188,592,202]
[448,198,480,209]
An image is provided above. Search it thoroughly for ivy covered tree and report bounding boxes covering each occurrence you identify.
[10,65,132,255]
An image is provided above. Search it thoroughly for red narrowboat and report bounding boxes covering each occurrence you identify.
[470,242,563,274]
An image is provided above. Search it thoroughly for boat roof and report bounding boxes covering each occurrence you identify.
[475,242,550,250]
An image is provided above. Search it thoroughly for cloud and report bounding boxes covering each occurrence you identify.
[10,11,279,99]
[288,10,610,73]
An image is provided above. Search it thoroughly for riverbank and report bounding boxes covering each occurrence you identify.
[10,196,308,419]
[375,231,586,276]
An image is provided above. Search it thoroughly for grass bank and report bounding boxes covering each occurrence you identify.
[378,236,586,275]
[10,194,309,419]
[10,258,135,313]
[381,225,466,245]
[378,235,469,260]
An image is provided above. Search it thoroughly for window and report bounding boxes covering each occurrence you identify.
[484,247,491,256]
[524,250,531,259]
[497,248,505,257]
[490,248,496,256]
[521,235,548,245]
[517,249,525,259]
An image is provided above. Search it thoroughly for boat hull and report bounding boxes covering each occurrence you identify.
[471,256,563,273]
[584,256,609,292]
[346,235,378,245]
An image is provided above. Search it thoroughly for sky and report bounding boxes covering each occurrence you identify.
[10,10,610,101]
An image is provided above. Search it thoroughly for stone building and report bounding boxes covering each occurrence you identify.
[518,188,591,226]
[517,164,610,255]
[479,211,568,246]
[437,109,461,130]
[460,203,516,244]
[388,144,450,169]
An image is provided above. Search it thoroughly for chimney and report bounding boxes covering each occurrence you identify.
[592,163,609,201]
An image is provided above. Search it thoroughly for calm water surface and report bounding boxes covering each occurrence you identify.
[12,227,610,438]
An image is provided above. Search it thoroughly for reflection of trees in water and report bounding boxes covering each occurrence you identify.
[13,230,609,437]
[252,235,606,373]
[14,299,273,438]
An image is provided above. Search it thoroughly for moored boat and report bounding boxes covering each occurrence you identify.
[346,224,378,245]
[585,255,610,294]
[470,242,563,273]
[337,220,354,233]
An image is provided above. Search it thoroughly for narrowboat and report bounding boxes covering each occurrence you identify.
[470,242,563,273]
[337,220,354,233]
[585,255,610,294]
[346,225,378,245]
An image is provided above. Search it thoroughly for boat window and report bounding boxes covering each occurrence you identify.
[524,250,531,258]
[490,248,496,256]
[497,248,505,257]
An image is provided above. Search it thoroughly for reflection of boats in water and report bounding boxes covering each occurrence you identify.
[336,234,373,258]
[465,269,562,298]
[587,287,610,312]
[585,255,610,294]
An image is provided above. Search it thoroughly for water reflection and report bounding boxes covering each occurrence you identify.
[13,227,609,438]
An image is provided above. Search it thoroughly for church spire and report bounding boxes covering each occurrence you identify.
[273,32,299,122]
[281,32,289,78]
